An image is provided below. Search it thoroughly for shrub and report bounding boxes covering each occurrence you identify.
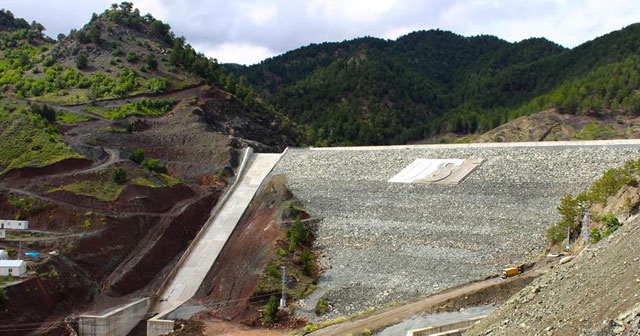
[263,295,279,323]
[300,250,314,276]
[129,148,145,164]
[315,298,327,315]
[126,52,138,63]
[141,158,167,174]
[143,54,158,71]
[287,216,309,252]
[75,52,88,69]
[111,167,127,184]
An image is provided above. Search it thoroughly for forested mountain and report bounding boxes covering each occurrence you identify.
[227,24,640,146]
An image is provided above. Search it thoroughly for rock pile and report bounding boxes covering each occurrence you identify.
[272,143,640,319]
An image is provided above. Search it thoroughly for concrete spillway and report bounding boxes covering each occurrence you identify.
[147,150,281,336]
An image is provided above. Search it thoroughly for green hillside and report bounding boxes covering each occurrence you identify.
[0,4,295,172]
[227,24,640,146]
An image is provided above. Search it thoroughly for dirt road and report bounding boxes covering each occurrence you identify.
[308,268,547,336]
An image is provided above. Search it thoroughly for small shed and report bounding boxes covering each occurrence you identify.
[0,220,29,230]
[0,260,27,277]
[0,249,8,260]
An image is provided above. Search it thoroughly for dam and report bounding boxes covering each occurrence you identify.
[270,140,640,316]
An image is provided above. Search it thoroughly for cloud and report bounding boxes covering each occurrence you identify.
[3,0,640,65]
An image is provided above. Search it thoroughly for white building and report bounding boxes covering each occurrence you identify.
[0,260,27,276]
[0,220,29,230]
[0,249,7,260]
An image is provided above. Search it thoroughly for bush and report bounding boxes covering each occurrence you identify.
[142,54,158,71]
[111,167,127,184]
[300,250,314,276]
[126,52,138,63]
[287,217,309,252]
[141,158,167,174]
[315,298,327,315]
[263,295,279,323]
[129,148,145,164]
[75,52,88,69]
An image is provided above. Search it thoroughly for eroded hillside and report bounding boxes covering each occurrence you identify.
[0,4,294,335]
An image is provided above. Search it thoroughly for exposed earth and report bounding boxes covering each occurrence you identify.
[0,82,292,335]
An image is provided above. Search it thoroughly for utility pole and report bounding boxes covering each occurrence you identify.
[280,266,287,309]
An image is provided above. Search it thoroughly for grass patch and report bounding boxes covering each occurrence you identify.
[56,110,90,124]
[0,104,83,174]
[131,174,180,188]
[92,98,177,120]
[49,180,124,201]
[31,89,90,105]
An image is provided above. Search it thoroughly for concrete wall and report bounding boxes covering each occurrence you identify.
[408,316,485,336]
[147,315,175,336]
[78,298,149,336]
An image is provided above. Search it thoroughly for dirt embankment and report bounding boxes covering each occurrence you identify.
[191,175,312,335]
[105,191,221,296]
[466,215,640,336]
[193,175,292,323]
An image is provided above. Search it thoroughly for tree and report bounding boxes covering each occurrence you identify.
[76,52,88,70]
[111,167,127,184]
[262,295,279,323]
[129,148,145,164]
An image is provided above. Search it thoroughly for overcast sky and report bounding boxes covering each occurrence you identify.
[4,0,640,65]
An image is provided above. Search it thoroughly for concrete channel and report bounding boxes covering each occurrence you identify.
[147,149,282,336]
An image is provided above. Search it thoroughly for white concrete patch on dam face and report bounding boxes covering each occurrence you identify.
[388,158,483,184]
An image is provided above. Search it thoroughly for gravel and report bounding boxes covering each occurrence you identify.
[271,143,640,319]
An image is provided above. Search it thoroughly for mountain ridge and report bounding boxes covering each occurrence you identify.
[228,23,640,146]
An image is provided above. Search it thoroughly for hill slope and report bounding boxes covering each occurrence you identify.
[0,4,295,335]
[466,215,640,335]
[228,24,640,146]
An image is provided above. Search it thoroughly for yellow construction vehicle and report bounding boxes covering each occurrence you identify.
[500,266,523,278]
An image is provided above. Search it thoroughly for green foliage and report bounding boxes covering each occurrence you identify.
[51,179,125,201]
[29,103,56,123]
[574,122,622,140]
[547,158,640,246]
[315,298,327,315]
[590,213,623,243]
[0,104,83,173]
[75,52,88,69]
[126,51,138,63]
[287,217,309,252]
[141,158,167,174]
[227,24,640,145]
[266,265,281,278]
[142,54,158,71]
[111,167,128,184]
[263,295,279,323]
[56,110,90,124]
[129,148,145,164]
[95,98,176,119]
[300,250,314,276]
[147,78,167,93]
